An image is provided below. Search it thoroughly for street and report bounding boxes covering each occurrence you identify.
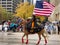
[0,32,60,45]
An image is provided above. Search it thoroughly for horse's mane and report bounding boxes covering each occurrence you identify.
[21,18,27,25]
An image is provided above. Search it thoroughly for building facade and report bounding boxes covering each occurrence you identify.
[22,0,33,4]
[0,0,34,13]
[0,0,21,13]
[0,0,13,13]
[13,0,21,13]
[48,0,60,21]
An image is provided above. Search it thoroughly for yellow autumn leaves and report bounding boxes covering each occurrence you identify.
[15,2,34,19]
[15,2,46,21]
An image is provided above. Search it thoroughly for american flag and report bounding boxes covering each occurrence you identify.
[33,0,55,16]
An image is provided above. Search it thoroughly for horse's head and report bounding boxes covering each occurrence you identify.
[20,18,27,26]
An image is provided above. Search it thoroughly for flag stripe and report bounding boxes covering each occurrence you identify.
[34,11,52,14]
[43,1,54,11]
[34,10,52,13]
[33,13,50,16]
[34,8,52,12]
[33,1,55,16]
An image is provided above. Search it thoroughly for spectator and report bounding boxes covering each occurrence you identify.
[0,23,2,31]
[53,23,58,34]
[8,19,11,26]
[57,21,60,34]
[44,23,48,31]
[3,21,9,32]
[45,22,54,35]
[49,23,54,34]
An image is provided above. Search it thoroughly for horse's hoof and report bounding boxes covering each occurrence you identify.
[36,44,39,45]
[26,42,28,44]
[44,43,47,45]
[44,44,47,45]
[45,40,47,44]
[22,38,24,43]
[22,41,24,43]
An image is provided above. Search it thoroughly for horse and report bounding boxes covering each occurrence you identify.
[21,17,47,45]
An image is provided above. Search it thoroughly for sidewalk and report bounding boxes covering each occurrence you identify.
[0,32,60,45]
[8,32,60,41]
[0,32,60,41]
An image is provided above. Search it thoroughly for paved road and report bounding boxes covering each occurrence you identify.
[0,32,60,45]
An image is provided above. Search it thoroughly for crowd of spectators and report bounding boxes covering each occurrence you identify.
[0,17,60,35]
[44,21,60,35]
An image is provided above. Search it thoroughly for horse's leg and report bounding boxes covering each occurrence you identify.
[26,34,28,44]
[36,33,41,45]
[42,33,47,45]
[22,34,25,43]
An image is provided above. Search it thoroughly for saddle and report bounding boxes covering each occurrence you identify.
[26,20,44,34]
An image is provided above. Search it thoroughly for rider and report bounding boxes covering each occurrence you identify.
[32,15,41,29]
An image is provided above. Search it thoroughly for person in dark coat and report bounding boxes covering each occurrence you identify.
[58,21,60,34]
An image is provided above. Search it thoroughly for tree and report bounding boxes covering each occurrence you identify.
[15,2,47,22]
[15,2,34,19]
[36,16,47,22]
[0,5,13,21]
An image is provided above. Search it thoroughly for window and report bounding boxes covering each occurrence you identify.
[7,2,12,4]
[7,0,12,1]
[27,0,31,2]
[45,0,50,3]
[8,10,13,13]
[2,2,6,4]
[22,0,24,2]
[2,0,6,1]
[2,5,6,7]
[7,5,12,7]
[7,8,12,10]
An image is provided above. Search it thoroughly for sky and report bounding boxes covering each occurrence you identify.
[33,0,36,4]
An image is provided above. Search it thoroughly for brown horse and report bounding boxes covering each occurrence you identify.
[21,18,47,45]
